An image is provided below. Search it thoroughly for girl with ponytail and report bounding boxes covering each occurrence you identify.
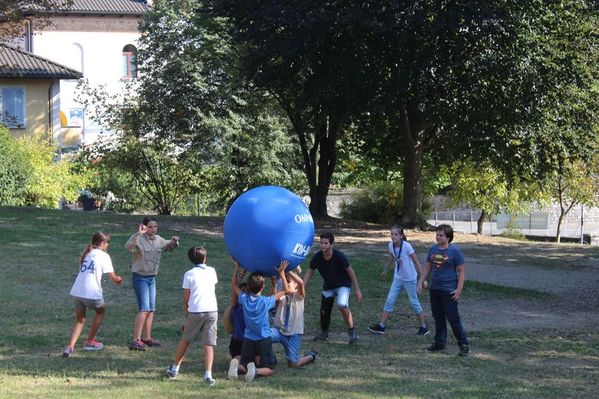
[63,231,123,357]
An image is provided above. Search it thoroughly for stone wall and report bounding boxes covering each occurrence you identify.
[326,188,363,218]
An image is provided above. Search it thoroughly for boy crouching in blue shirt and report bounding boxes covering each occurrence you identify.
[229,260,287,382]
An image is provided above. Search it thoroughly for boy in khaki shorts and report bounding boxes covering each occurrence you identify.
[166,246,218,385]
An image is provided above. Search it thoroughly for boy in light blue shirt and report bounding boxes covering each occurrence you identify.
[229,260,287,382]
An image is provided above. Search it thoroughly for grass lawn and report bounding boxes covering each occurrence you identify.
[0,207,597,398]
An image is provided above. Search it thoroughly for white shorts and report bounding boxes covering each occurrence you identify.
[322,286,351,308]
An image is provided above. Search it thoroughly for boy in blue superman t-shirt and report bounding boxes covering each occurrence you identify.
[229,260,288,382]
[418,224,469,357]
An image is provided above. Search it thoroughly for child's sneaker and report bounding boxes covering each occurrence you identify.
[83,339,104,351]
[141,338,162,347]
[348,328,359,344]
[305,350,319,363]
[245,362,256,382]
[227,358,239,380]
[166,365,178,379]
[313,330,329,341]
[368,324,386,335]
[62,345,74,358]
[459,344,470,357]
[417,325,430,336]
[204,377,216,386]
[129,339,146,351]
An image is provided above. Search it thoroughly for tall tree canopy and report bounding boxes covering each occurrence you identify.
[213,0,598,225]
[361,0,598,227]
[80,0,302,214]
[209,0,377,217]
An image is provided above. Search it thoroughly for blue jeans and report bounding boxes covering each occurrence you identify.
[383,278,423,314]
[429,289,468,347]
[132,273,156,312]
[271,327,301,364]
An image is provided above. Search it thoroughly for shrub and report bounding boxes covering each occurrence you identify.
[502,217,526,240]
[0,128,28,205]
[0,128,91,207]
[339,182,404,224]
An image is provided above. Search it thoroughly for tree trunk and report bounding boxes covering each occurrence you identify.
[556,210,564,243]
[289,107,340,219]
[477,209,486,234]
[395,103,429,229]
[309,184,329,218]
[400,137,424,228]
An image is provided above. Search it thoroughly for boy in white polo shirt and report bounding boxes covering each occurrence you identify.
[166,246,218,386]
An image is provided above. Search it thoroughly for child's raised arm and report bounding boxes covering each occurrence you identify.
[274,260,289,301]
[231,257,242,298]
[162,235,180,252]
[269,276,278,296]
[288,270,305,299]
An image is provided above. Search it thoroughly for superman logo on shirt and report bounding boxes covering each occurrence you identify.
[431,253,448,269]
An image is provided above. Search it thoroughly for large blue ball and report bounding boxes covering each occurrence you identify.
[224,186,315,277]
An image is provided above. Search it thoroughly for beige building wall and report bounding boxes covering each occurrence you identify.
[1,78,53,139]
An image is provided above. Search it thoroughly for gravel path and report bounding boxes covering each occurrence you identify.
[462,258,599,331]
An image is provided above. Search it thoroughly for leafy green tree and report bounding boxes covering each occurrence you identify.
[446,160,545,234]
[212,0,597,225]
[78,0,302,214]
[99,139,198,215]
[210,0,376,218]
[549,158,599,243]
[361,0,598,228]
[208,106,305,209]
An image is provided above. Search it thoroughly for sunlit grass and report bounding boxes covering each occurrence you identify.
[0,206,598,398]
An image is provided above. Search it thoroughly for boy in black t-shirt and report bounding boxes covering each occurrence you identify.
[303,231,363,344]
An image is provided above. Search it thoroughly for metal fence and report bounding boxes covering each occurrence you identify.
[427,210,592,244]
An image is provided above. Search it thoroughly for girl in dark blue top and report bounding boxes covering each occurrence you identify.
[418,224,469,356]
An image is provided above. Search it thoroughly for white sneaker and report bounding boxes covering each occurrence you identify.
[227,358,239,380]
[245,362,256,382]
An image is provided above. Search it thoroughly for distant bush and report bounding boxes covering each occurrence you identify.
[339,182,403,224]
[502,217,526,240]
[0,128,28,205]
[0,128,91,208]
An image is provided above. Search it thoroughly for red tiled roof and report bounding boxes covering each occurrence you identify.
[0,44,82,79]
